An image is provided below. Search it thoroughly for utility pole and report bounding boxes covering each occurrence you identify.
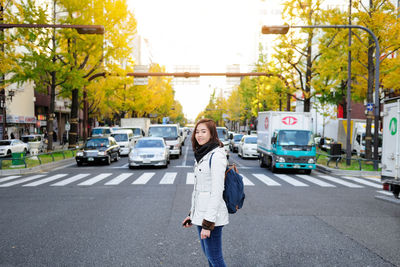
[346,0,352,165]
[0,3,6,139]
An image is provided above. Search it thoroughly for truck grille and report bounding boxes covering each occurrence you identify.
[285,156,311,163]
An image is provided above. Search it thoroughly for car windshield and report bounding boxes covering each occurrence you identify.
[234,134,243,141]
[132,128,141,136]
[245,137,257,144]
[21,136,41,142]
[0,141,11,146]
[112,133,128,142]
[148,126,178,139]
[92,129,105,135]
[85,138,109,148]
[217,128,228,141]
[278,130,313,146]
[135,139,164,148]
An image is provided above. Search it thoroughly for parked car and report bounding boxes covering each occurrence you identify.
[0,139,29,157]
[21,134,46,153]
[128,137,170,168]
[229,133,244,153]
[75,136,120,166]
[91,127,113,137]
[238,135,258,159]
[111,129,135,156]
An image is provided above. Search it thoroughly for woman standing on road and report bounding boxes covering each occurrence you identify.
[182,118,228,267]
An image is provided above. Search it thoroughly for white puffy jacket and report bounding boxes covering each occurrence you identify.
[190,147,229,228]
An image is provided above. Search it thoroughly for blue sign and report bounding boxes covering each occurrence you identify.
[366,103,374,112]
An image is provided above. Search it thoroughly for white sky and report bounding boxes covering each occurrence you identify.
[128,0,284,121]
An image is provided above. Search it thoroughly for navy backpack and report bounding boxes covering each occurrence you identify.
[210,153,245,214]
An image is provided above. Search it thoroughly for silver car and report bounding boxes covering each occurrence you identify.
[128,137,170,168]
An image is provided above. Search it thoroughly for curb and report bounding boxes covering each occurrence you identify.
[0,158,76,176]
[316,164,380,179]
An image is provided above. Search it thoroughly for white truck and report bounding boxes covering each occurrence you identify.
[120,118,151,143]
[148,124,183,158]
[381,98,400,199]
[257,111,316,174]
[324,119,382,157]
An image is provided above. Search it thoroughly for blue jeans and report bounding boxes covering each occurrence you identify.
[197,226,226,267]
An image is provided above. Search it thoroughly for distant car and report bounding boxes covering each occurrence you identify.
[250,130,257,135]
[120,126,146,143]
[128,137,170,168]
[111,129,135,156]
[21,134,46,153]
[238,135,258,159]
[91,127,113,137]
[216,127,230,158]
[75,136,120,166]
[229,133,243,153]
[148,124,182,158]
[0,139,29,157]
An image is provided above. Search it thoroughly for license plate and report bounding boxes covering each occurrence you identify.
[88,157,94,161]
[143,159,151,164]
[294,164,300,168]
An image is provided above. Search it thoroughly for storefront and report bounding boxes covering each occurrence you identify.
[0,115,37,139]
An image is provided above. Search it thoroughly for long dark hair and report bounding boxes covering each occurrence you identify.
[191,118,223,152]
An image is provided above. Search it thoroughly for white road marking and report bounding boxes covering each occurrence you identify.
[342,176,382,188]
[111,163,129,169]
[51,174,91,186]
[252,174,281,186]
[23,174,68,187]
[132,172,155,184]
[0,175,21,183]
[376,190,393,196]
[317,175,364,188]
[0,175,46,187]
[78,173,112,186]
[182,146,190,166]
[104,173,133,185]
[159,172,177,184]
[241,175,255,186]
[186,173,195,184]
[296,175,336,187]
[274,174,309,187]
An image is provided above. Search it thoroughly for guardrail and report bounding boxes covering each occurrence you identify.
[316,152,380,170]
[0,149,77,170]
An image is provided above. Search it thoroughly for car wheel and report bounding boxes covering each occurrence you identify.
[270,160,277,173]
[6,150,11,158]
[106,155,111,165]
[23,148,28,155]
[129,165,135,170]
[259,155,266,168]
[77,162,82,167]
[114,153,120,162]
[304,169,312,175]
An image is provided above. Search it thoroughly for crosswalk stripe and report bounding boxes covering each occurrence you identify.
[376,190,393,196]
[132,172,155,184]
[51,174,91,186]
[317,175,364,188]
[0,175,21,183]
[160,172,177,184]
[78,173,112,186]
[241,175,255,186]
[186,173,195,184]
[252,174,281,186]
[274,174,309,187]
[296,175,336,187]
[0,175,46,187]
[342,176,382,188]
[23,174,68,187]
[104,173,133,185]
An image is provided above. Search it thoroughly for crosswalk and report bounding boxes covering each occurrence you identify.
[0,171,383,189]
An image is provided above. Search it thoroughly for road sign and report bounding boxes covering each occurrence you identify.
[366,103,374,112]
[65,122,70,131]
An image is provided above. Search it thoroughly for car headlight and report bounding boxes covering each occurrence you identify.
[130,151,139,157]
[157,152,164,157]
[173,144,180,149]
[98,151,107,156]
[76,151,84,157]
[308,158,315,164]
[277,156,285,163]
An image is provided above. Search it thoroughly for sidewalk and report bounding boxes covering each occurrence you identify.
[316,164,380,179]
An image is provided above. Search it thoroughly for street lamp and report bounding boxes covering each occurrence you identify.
[262,24,381,170]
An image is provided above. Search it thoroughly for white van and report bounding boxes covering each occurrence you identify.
[121,126,145,144]
[148,124,182,158]
[111,129,135,156]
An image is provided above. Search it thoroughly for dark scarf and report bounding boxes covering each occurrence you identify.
[194,141,219,163]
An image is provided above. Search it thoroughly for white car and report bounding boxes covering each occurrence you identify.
[128,137,170,168]
[238,135,258,159]
[0,139,29,157]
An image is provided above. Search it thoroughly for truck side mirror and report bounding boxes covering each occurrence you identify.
[229,134,233,139]
[271,137,276,144]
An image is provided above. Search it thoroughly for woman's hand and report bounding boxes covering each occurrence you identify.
[200,229,211,239]
[182,216,192,228]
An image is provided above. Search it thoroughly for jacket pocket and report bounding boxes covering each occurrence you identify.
[196,192,210,212]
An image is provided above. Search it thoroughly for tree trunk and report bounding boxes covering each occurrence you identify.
[68,89,79,148]
[365,0,374,160]
[304,34,312,112]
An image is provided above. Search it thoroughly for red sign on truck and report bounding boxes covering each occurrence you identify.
[282,116,298,125]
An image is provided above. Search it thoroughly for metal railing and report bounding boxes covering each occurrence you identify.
[0,148,77,170]
[316,152,380,170]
